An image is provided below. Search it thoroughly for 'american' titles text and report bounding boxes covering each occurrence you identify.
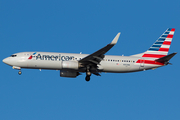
[35,54,75,61]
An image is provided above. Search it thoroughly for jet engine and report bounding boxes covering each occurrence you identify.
[62,61,79,70]
[60,70,79,78]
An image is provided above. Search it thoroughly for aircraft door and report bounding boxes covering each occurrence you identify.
[140,59,144,68]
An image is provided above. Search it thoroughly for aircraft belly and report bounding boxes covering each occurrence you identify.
[129,63,162,72]
[101,62,131,73]
[27,60,62,69]
[142,64,162,70]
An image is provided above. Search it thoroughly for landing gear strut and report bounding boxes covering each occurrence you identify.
[18,70,22,75]
[85,66,91,82]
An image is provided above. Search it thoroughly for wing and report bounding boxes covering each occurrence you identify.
[79,33,121,66]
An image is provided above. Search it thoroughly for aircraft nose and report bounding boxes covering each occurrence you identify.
[3,58,7,63]
[3,58,9,64]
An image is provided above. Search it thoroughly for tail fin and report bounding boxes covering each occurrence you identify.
[134,28,175,58]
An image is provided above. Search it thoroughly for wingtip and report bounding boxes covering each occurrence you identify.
[110,32,121,45]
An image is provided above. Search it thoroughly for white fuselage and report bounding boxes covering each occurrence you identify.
[3,52,163,73]
[2,29,176,81]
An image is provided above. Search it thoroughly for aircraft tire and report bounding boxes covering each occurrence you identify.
[85,76,90,82]
[18,71,22,75]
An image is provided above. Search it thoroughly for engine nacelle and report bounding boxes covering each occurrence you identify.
[62,61,79,70]
[60,70,79,78]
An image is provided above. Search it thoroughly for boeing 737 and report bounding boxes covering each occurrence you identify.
[3,28,177,81]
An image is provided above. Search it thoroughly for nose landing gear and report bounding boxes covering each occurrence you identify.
[12,66,22,75]
[18,70,22,75]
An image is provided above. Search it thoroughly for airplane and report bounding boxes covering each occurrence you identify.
[3,28,177,81]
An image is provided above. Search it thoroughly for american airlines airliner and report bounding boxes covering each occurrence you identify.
[3,28,177,81]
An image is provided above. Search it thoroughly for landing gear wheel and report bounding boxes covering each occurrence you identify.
[18,71,22,75]
[85,76,90,82]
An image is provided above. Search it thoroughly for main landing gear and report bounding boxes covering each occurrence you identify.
[85,66,91,82]
[85,71,91,82]
[85,76,90,81]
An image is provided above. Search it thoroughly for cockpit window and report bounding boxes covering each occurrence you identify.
[10,55,17,57]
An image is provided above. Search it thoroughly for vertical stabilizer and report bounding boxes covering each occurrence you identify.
[137,28,175,59]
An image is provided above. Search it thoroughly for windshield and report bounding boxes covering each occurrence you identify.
[10,55,17,57]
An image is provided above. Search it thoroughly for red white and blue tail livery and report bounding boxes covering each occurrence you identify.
[134,28,176,66]
[143,28,175,58]
[3,28,177,81]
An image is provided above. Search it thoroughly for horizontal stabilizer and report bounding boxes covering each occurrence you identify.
[155,52,177,63]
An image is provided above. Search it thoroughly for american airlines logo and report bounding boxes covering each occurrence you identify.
[35,54,75,61]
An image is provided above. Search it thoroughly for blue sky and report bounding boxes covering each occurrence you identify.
[0,0,180,119]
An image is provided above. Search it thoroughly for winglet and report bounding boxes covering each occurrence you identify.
[110,32,121,45]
